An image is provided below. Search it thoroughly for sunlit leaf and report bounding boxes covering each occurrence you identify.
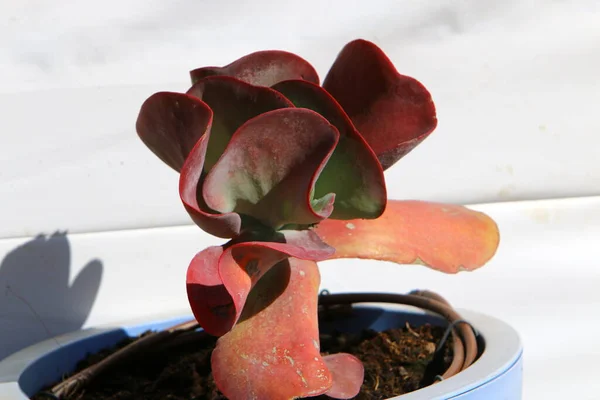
[315,200,499,272]
[323,39,437,170]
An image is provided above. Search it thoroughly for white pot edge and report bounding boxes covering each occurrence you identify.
[0,308,522,400]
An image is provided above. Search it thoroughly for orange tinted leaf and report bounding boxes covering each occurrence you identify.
[212,259,333,400]
[323,353,364,399]
[315,200,499,272]
[186,231,333,336]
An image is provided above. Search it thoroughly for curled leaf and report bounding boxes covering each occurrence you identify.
[323,39,437,170]
[179,129,242,238]
[273,80,386,220]
[178,77,295,237]
[186,230,334,336]
[190,50,320,87]
[186,76,294,171]
[203,108,340,229]
[211,258,333,400]
[136,92,212,172]
[315,200,500,272]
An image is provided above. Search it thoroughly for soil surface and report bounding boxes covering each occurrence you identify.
[33,323,451,400]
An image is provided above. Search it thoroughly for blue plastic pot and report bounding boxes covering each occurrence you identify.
[0,306,522,399]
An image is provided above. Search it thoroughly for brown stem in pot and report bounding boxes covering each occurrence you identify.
[48,320,199,399]
[318,292,479,379]
[45,291,477,399]
[409,290,478,370]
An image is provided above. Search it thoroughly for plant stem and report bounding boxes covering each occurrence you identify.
[318,291,479,379]
[46,291,477,399]
[49,320,199,399]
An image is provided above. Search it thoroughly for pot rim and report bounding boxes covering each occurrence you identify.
[0,306,522,400]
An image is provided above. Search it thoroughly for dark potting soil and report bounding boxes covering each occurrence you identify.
[33,323,451,400]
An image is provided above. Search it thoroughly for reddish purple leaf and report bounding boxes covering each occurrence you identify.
[186,76,294,171]
[190,50,320,87]
[179,131,242,238]
[212,258,333,400]
[186,230,333,336]
[323,39,437,170]
[203,108,340,229]
[273,79,386,220]
[135,92,212,172]
[323,353,365,399]
[178,77,295,237]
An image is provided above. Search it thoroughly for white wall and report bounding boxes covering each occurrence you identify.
[1,0,599,237]
[1,1,599,399]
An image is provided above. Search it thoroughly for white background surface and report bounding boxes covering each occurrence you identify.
[1,1,599,399]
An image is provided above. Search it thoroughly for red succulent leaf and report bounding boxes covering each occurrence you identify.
[203,108,340,229]
[178,77,295,237]
[323,39,437,170]
[315,200,500,272]
[272,80,386,220]
[179,130,242,238]
[190,50,320,87]
[211,258,333,400]
[186,76,294,172]
[323,353,365,399]
[186,230,333,336]
[135,92,212,172]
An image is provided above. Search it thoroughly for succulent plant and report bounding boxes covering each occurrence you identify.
[136,39,499,400]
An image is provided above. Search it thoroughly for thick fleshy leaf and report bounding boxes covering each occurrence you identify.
[179,131,242,238]
[323,353,365,399]
[136,92,212,172]
[186,230,334,336]
[273,80,386,220]
[212,258,333,400]
[203,108,340,229]
[323,39,437,170]
[314,200,500,272]
[190,50,320,87]
[186,76,294,171]
[179,77,294,237]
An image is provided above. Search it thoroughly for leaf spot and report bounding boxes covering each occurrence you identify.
[284,349,295,366]
[296,369,308,387]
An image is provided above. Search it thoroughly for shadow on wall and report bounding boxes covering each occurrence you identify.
[0,232,103,361]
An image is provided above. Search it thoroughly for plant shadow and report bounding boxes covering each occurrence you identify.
[0,232,103,361]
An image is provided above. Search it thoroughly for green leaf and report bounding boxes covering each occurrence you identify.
[273,80,386,219]
[186,76,294,172]
[202,108,340,229]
